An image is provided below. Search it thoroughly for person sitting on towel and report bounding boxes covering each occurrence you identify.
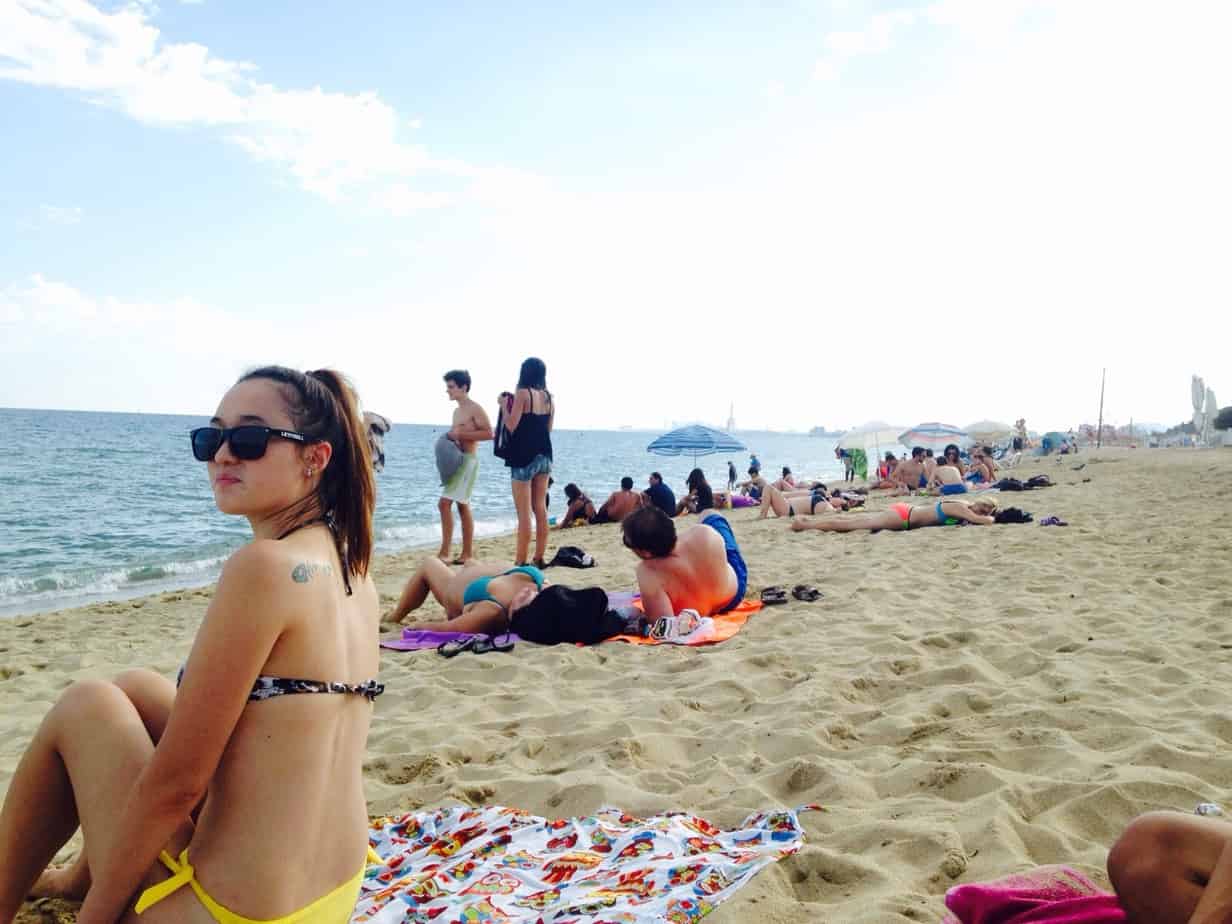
[620,506,748,618]
[557,483,596,528]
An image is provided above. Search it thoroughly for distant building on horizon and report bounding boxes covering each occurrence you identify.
[726,402,736,432]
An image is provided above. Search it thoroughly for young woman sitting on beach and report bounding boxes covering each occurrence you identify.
[789,497,1000,532]
[0,367,380,924]
[674,468,715,516]
[771,466,796,491]
[557,483,596,528]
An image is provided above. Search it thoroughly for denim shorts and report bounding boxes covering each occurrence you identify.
[510,453,552,482]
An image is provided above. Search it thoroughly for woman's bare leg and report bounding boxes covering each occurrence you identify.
[512,479,532,564]
[0,680,192,921]
[29,669,178,902]
[1108,811,1232,923]
[531,473,550,563]
[758,484,794,519]
[391,557,461,622]
[791,510,899,532]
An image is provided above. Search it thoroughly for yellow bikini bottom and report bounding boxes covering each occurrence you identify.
[134,848,367,924]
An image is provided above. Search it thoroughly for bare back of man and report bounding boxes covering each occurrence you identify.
[599,489,643,523]
[636,525,736,619]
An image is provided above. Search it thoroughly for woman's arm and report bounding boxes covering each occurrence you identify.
[78,544,288,923]
[947,503,994,526]
[503,389,529,433]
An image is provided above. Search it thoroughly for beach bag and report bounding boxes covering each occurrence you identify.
[510,586,620,645]
[435,433,464,485]
[993,507,1033,524]
[547,545,596,569]
[493,401,512,461]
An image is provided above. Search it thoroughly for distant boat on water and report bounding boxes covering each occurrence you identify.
[809,426,843,437]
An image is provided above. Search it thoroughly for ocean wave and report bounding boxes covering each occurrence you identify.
[374,517,519,552]
[0,554,230,617]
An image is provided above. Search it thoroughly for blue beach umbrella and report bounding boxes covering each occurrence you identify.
[897,422,972,452]
[646,424,746,466]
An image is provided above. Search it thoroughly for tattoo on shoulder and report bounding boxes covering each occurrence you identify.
[292,562,333,583]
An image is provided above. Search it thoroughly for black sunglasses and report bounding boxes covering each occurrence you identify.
[190,425,309,462]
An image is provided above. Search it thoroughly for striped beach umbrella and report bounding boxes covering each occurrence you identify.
[897,422,972,452]
[646,424,746,466]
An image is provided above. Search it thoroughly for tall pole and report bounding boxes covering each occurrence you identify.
[1096,368,1106,449]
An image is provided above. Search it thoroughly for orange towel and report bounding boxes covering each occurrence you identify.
[607,598,763,646]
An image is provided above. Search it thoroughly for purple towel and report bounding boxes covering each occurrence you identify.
[380,591,641,651]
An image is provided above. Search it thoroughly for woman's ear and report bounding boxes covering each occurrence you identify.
[304,440,333,473]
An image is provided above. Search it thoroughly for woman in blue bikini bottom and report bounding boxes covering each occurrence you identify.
[390,557,548,631]
[790,498,999,532]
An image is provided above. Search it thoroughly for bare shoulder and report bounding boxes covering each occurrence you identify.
[219,540,287,591]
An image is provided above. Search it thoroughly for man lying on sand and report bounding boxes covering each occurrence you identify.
[621,506,748,618]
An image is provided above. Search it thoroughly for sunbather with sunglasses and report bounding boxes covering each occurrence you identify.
[621,506,748,618]
[390,557,548,634]
[790,497,999,532]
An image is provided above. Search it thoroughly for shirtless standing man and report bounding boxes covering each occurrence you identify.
[439,369,493,564]
[621,506,748,618]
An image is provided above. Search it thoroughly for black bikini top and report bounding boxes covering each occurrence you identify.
[171,515,384,702]
[176,667,383,702]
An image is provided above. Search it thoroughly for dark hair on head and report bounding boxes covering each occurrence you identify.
[622,506,676,558]
[944,443,960,457]
[564,482,581,501]
[911,446,925,458]
[516,357,547,391]
[649,471,662,483]
[885,451,896,460]
[686,467,709,491]
[925,449,934,457]
[620,476,633,491]
[443,369,471,391]
[747,466,758,476]
[782,466,791,476]
[238,366,375,579]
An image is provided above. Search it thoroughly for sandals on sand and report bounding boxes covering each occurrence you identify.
[437,634,516,657]
[760,586,788,605]
[792,585,823,602]
[1039,516,1069,527]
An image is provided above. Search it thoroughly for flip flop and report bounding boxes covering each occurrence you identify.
[472,633,516,654]
[1039,516,1069,527]
[760,586,788,605]
[437,636,478,658]
[450,556,469,566]
[791,584,823,602]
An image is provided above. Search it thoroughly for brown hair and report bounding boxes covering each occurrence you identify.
[622,506,677,558]
[239,366,376,578]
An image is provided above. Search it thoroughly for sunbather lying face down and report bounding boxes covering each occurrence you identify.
[621,506,749,619]
[790,498,999,532]
[390,556,551,635]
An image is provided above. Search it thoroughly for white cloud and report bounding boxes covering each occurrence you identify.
[0,0,502,203]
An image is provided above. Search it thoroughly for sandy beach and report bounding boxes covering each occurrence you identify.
[6,447,1232,923]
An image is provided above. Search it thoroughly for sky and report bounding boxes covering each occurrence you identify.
[1,0,1229,433]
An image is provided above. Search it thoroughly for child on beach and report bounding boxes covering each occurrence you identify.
[0,366,380,923]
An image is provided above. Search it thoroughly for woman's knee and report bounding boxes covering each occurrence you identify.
[49,679,136,733]
[1108,812,1185,893]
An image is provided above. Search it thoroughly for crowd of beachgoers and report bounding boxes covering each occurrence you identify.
[0,357,1218,924]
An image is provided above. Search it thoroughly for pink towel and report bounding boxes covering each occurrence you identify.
[944,866,1126,924]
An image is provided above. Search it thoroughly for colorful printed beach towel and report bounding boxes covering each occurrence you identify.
[944,865,1126,924]
[353,803,818,923]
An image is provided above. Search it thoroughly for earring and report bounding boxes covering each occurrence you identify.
[306,468,314,477]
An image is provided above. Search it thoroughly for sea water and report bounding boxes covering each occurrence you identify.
[0,407,848,617]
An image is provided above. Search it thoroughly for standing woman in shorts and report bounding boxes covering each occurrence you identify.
[501,357,554,567]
